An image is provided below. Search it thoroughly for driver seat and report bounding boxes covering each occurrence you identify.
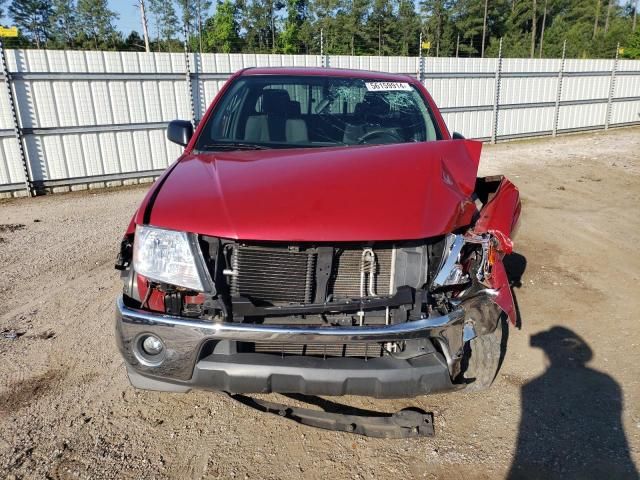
[245,90,309,143]
[343,94,396,144]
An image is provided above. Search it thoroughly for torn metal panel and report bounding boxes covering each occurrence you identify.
[472,176,522,324]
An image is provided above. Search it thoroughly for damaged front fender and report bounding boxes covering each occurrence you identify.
[472,176,521,324]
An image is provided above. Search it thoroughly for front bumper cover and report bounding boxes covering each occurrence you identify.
[116,295,498,398]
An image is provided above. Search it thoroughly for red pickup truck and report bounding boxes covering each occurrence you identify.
[115,67,520,399]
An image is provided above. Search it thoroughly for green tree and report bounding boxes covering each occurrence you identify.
[148,0,179,49]
[366,0,397,55]
[176,0,197,35]
[621,26,640,57]
[49,0,77,48]
[333,0,369,55]
[398,0,421,55]
[8,0,53,48]
[238,0,285,52]
[203,0,240,52]
[280,0,310,53]
[176,0,212,52]
[451,0,485,56]
[122,30,145,51]
[421,0,453,56]
[76,0,119,49]
[310,0,339,53]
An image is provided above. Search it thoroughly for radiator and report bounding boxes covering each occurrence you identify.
[332,247,394,299]
[229,244,394,305]
[230,245,316,304]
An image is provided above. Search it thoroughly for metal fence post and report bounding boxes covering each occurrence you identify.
[0,38,34,196]
[605,42,620,130]
[183,26,197,127]
[320,28,325,67]
[491,38,503,144]
[417,32,424,82]
[552,39,567,137]
[194,51,202,122]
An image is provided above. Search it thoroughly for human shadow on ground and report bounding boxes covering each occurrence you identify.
[508,327,639,479]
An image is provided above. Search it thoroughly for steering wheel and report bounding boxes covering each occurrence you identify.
[357,129,404,145]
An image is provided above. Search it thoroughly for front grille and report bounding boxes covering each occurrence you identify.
[230,245,316,304]
[247,342,385,358]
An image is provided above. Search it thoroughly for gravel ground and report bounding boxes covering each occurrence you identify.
[1,128,639,480]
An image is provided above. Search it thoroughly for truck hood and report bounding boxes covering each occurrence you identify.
[143,140,482,242]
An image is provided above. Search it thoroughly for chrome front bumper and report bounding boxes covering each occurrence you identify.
[116,296,465,344]
[115,295,496,397]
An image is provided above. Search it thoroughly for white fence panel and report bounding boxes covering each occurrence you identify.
[1,50,639,196]
[426,77,495,108]
[500,77,558,105]
[442,111,493,139]
[0,136,24,189]
[5,50,190,185]
[558,103,608,130]
[498,107,555,137]
[610,100,640,125]
[561,76,611,102]
[0,50,26,189]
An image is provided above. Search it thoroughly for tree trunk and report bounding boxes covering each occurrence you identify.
[271,7,276,53]
[530,0,537,58]
[539,0,547,58]
[593,0,601,38]
[31,15,41,49]
[197,0,203,53]
[139,0,151,52]
[633,0,638,31]
[481,0,488,58]
[436,10,441,57]
[604,0,614,33]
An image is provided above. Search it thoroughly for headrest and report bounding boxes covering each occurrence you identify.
[260,89,291,114]
[287,100,301,116]
[355,93,390,118]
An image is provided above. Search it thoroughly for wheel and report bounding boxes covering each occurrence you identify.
[460,315,508,392]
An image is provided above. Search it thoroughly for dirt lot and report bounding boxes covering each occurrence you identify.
[1,128,639,480]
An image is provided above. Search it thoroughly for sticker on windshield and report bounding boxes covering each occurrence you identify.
[365,82,412,92]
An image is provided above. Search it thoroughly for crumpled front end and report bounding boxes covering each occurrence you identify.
[114,172,520,398]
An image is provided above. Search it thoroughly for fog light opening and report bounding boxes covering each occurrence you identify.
[142,335,164,356]
[134,334,166,366]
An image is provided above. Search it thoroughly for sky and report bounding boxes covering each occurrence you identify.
[109,0,143,36]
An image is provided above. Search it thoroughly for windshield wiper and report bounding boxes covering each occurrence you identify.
[198,142,272,151]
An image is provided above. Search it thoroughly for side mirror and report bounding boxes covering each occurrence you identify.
[167,120,193,147]
[452,131,465,140]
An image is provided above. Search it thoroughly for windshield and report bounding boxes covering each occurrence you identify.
[195,75,441,151]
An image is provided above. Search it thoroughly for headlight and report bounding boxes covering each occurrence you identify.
[432,233,496,288]
[432,234,467,287]
[133,225,205,291]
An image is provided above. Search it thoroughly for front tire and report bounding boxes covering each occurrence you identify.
[460,315,508,392]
